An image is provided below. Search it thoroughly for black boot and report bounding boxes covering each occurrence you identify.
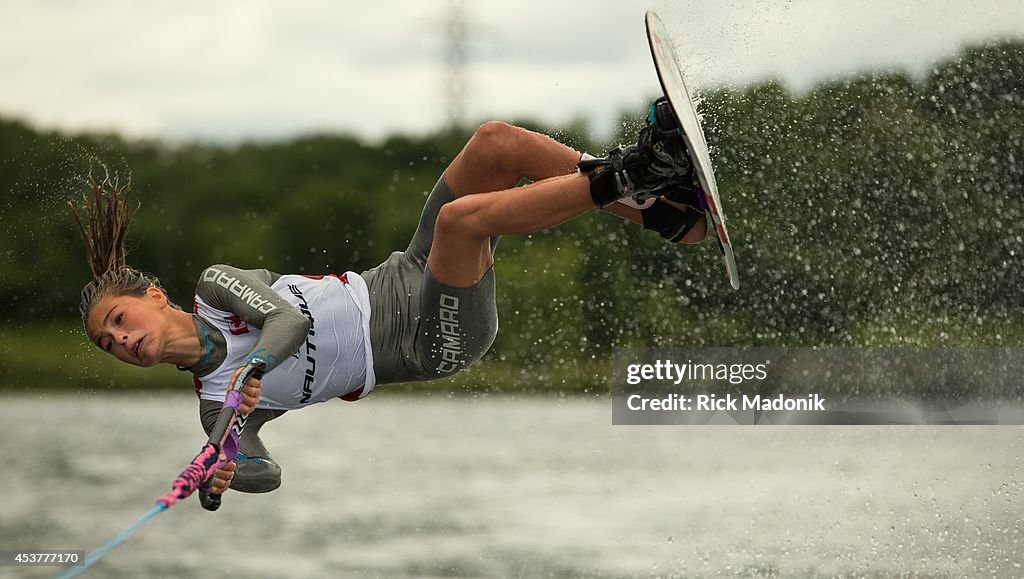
[579,97,700,207]
[647,97,704,207]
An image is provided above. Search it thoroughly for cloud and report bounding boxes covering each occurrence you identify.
[0,0,1020,142]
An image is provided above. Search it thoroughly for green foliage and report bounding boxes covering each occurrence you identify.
[1,40,1022,391]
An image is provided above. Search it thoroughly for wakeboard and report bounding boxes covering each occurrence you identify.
[646,9,740,290]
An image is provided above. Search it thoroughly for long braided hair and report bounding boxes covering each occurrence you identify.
[69,169,178,330]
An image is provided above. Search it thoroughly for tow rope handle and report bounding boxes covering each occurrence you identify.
[198,358,267,511]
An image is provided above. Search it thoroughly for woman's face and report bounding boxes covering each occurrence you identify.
[86,287,171,367]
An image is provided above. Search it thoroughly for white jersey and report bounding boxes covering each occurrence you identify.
[193,272,375,410]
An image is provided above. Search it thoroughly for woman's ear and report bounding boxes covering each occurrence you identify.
[147,286,168,307]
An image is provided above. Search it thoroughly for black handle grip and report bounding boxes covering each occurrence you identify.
[200,490,222,512]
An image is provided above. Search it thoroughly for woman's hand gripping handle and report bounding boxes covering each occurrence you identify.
[199,358,266,511]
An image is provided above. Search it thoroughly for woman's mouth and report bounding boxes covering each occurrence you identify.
[134,336,144,359]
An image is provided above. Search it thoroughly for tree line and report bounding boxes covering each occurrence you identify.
[0,40,1021,390]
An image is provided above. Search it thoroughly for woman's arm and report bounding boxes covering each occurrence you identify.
[199,399,285,493]
[196,263,311,371]
[195,265,301,495]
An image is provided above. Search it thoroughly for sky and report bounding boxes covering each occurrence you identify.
[1,0,1022,143]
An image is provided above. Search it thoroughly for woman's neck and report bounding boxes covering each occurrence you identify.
[161,308,203,368]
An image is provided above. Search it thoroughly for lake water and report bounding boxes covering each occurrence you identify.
[1,393,1021,578]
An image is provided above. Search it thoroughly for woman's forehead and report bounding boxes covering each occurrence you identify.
[86,294,133,334]
[86,295,114,335]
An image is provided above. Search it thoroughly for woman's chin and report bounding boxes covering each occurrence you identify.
[126,350,160,368]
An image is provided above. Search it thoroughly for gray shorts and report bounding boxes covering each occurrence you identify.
[360,177,499,384]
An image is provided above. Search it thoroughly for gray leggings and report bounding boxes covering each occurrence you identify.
[360,177,499,384]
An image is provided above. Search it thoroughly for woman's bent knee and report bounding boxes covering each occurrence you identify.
[473,121,517,146]
[435,196,486,239]
[446,121,527,195]
[466,121,521,171]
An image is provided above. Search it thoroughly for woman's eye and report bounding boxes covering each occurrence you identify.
[115,313,124,324]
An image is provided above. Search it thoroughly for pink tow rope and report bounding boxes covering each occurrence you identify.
[156,442,222,508]
[58,359,266,577]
